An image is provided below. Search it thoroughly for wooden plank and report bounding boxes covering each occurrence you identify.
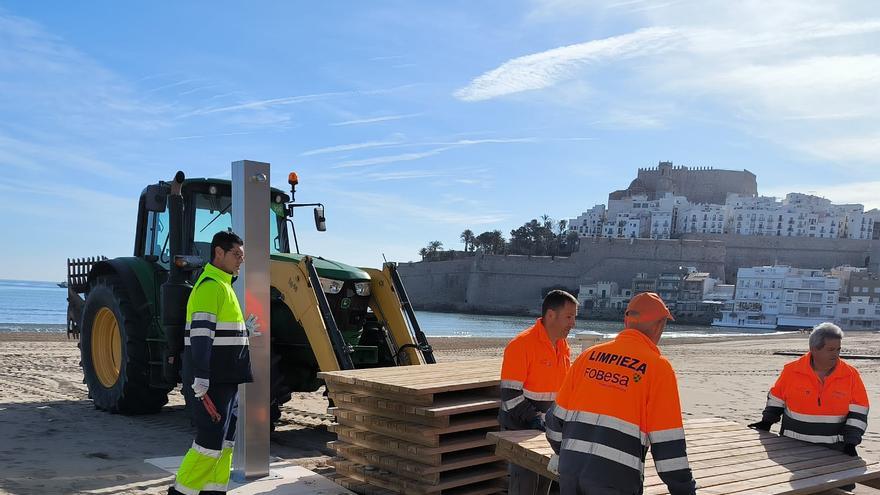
[334,410,498,447]
[330,425,496,465]
[320,360,503,397]
[329,381,498,407]
[329,441,501,484]
[333,458,507,495]
[328,390,500,423]
[328,473,398,495]
[773,352,880,360]
[331,408,498,446]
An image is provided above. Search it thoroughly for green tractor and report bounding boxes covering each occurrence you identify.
[66,171,434,419]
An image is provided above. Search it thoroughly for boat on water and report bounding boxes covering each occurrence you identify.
[57,281,68,288]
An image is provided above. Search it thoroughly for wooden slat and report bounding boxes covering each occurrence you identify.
[333,458,506,495]
[328,391,500,425]
[331,408,498,447]
[329,441,501,484]
[320,360,502,397]
[330,425,496,466]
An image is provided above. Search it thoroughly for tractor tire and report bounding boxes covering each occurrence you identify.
[80,276,169,414]
[269,351,292,430]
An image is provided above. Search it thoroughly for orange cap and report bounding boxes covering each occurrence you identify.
[625,292,674,322]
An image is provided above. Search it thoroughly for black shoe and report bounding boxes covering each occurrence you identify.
[167,487,185,495]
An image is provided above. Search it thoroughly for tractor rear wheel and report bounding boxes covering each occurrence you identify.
[80,276,169,414]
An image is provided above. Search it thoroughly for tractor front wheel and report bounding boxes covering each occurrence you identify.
[80,276,169,414]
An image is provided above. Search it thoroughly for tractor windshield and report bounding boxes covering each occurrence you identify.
[191,192,287,263]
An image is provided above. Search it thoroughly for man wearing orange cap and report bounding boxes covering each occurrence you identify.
[545,292,696,495]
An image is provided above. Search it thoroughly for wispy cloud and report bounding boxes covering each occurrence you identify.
[340,191,508,225]
[330,113,422,126]
[334,148,452,168]
[179,91,348,118]
[454,27,682,101]
[300,138,405,156]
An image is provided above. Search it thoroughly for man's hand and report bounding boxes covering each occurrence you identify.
[547,454,560,476]
[192,377,210,398]
[528,413,546,431]
[844,443,858,457]
[245,314,261,337]
[747,420,772,431]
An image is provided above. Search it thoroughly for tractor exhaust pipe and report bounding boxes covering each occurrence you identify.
[161,171,192,384]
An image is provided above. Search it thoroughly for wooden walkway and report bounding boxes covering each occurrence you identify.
[488,417,880,494]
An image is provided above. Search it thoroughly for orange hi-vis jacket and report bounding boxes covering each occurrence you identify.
[499,318,571,430]
[762,352,869,446]
[545,329,696,495]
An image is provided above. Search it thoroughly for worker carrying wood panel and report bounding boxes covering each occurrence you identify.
[500,289,578,494]
[545,292,697,495]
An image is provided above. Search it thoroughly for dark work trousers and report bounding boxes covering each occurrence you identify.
[182,380,239,451]
[509,462,553,495]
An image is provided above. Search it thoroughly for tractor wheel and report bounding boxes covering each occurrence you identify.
[80,276,169,414]
[269,351,292,430]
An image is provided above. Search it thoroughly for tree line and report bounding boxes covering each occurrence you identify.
[419,215,581,260]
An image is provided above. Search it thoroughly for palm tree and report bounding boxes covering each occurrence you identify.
[418,247,428,260]
[428,240,444,253]
[460,229,475,252]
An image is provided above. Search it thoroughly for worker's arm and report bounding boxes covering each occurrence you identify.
[843,370,870,446]
[187,280,223,380]
[760,370,787,425]
[500,342,541,428]
[647,360,696,495]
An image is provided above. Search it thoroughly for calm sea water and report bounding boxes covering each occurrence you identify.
[0,279,785,338]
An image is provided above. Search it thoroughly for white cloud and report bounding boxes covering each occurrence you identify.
[179,91,348,118]
[329,113,422,126]
[300,138,405,156]
[454,27,682,101]
[334,148,452,169]
[339,191,508,225]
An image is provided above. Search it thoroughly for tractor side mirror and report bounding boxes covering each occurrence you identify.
[314,205,326,232]
[144,184,168,212]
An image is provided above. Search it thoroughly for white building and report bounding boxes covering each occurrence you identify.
[777,268,840,328]
[569,204,605,238]
[836,296,880,330]
[679,204,727,235]
[713,266,788,329]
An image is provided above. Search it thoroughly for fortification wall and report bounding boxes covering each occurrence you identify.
[681,234,873,280]
[635,167,757,204]
[398,238,727,314]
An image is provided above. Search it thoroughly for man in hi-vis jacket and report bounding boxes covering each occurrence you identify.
[500,289,578,495]
[170,231,253,495]
[545,292,696,495]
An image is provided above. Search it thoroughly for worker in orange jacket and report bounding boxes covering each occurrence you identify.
[749,322,869,454]
[545,292,696,495]
[500,289,578,495]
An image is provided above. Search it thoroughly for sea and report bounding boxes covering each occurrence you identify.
[0,279,787,338]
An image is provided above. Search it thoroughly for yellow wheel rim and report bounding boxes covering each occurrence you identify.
[92,307,122,388]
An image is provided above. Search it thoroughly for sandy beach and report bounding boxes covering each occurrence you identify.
[1,331,878,494]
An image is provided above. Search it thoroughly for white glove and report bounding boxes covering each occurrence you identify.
[245,314,261,337]
[192,377,210,398]
[547,454,560,476]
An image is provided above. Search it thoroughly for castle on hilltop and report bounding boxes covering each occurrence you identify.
[608,161,757,205]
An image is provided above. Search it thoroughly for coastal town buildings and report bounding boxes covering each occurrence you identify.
[569,162,878,241]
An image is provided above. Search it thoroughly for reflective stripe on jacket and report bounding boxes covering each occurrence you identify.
[499,318,571,430]
[762,352,869,446]
[545,329,695,495]
[185,262,253,384]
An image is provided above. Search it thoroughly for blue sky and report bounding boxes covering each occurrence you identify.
[1,1,878,282]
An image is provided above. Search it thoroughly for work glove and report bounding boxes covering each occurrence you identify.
[844,443,858,457]
[528,413,546,431]
[547,454,560,476]
[245,314,261,337]
[192,377,210,399]
[747,420,772,432]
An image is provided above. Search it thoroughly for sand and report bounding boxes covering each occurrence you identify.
[1,331,878,494]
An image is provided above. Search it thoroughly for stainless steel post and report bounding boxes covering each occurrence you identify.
[231,160,271,480]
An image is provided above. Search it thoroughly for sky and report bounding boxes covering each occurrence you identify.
[1,1,879,282]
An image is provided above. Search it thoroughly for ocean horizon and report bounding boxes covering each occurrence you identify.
[0,278,811,338]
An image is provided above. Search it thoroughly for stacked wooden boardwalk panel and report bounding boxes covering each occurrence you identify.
[320,360,507,495]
